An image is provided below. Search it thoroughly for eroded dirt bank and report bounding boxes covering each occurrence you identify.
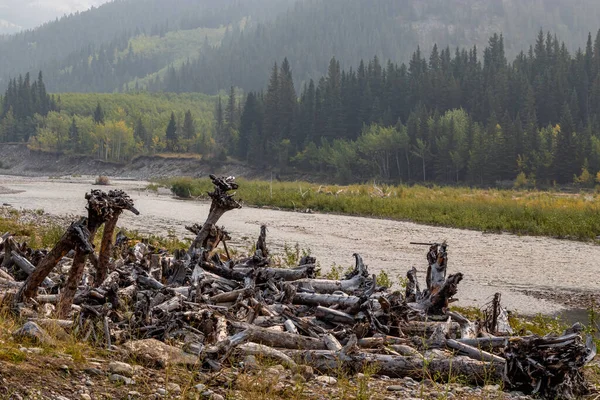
[1,174,598,315]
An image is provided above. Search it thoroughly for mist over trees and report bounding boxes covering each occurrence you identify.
[3,0,600,94]
[160,0,600,93]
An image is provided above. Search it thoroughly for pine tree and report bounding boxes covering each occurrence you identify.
[182,110,195,140]
[278,58,297,147]
[134,117,149,148]
[94,102,105,124]
[226,86,237,131]
[165,112,178,151]
[215,96,225,144]
[553,103,578,183]
[263,63,280,156]
[69,117,80,152]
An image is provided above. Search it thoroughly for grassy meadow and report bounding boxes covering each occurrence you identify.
[162,177,600,241]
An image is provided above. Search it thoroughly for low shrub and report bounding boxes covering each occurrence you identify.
[94,175,110,185]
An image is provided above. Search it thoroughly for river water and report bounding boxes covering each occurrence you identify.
[1,174,598,316]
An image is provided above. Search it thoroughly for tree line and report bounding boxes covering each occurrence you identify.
[234,30,600,185]
[0,90,218,162]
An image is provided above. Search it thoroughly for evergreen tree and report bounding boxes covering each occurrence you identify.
[134,117,149,148]
[69,117,80,152]
[182,110,196,140]
[94,102,105,124]
[165,111,178,151]
[553,103,578,183]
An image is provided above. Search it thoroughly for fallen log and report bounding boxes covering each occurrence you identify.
[230,321,327,350]
[446,338,505,363]
[293,254,371,294]
[237,342,297,369]
[315,306,355,324]
[292,293,362,309]
[10,251,54,287]
[282,349,503,384]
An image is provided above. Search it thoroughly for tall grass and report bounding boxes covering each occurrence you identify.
[160,177,600,241]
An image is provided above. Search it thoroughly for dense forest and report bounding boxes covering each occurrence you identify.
[232,29,600,185]
[3,0,600,94]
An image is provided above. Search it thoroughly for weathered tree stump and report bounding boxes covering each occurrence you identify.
[56,190,113,317]
[14,218,94,306]
[189,175,241,256]
[95,190,139,286]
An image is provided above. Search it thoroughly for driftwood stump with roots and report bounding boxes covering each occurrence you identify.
[94,190,139,287]
[406,242,463,315]
[188,175,241,259]
[14,218,94,307]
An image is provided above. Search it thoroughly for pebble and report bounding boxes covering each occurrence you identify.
[242,355,259,371]
[296,365,314,380]
[211,394,225,400]
[194,383,206,392]
[84,367,104,376]
[387,385,405,391]
[109,373,135,385]
[128,391,142,399]
[315,375,337,385]
[266,367,283,376]
[484,384,500,391]
[109,361,134,377]
[157,388,167,396]
[166,382,181,393]
[80,394,92,400]
[292,373,306,383]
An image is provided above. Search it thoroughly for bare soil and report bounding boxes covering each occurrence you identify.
[1,174,598,316]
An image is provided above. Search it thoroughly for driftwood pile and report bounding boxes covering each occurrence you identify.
[0,175,596,399]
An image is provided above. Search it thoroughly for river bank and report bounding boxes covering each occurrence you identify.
[1,174,599,316]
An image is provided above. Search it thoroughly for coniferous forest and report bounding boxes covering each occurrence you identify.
[233,30,600,186]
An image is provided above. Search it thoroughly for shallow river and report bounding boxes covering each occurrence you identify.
[1,175,598,316]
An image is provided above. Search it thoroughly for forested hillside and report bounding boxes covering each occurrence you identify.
[2,0,600,94]
[232,30,600,186]
[162,0,600,93]
[0,0,293,92]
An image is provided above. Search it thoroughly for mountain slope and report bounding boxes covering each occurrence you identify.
[0,0,293,90]
[163,0,600,93]
[3,0,600,94]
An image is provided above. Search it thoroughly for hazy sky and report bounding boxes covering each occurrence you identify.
[0,0,111,33]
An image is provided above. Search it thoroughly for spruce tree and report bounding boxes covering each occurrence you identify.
[134,117,149,148]
[166,112,178,151]
[69,117,80,152]
[183,110,195,140]
[94,102,105,124]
